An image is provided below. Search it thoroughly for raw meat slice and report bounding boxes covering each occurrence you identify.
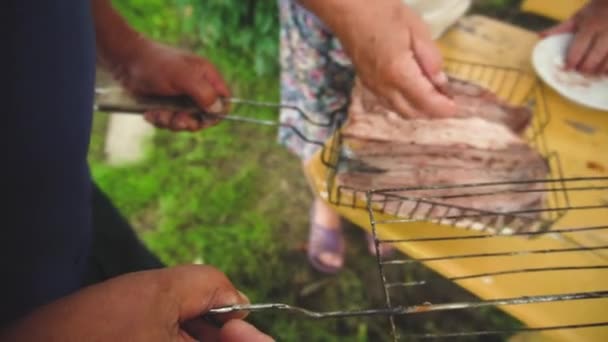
[335,77,549,233]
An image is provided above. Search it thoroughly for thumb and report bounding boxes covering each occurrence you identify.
[165,265,250,323]
[539,18,576,37]
[220,320,274,342]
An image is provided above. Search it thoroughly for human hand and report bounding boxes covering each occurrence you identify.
[313,0,456,118]
[540,0,608,75]
[0,265,273,342]
[117,41,231,132]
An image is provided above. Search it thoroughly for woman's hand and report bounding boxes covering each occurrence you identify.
[301,0,456,118]
[540,0,608,75]
[0,265,273,342]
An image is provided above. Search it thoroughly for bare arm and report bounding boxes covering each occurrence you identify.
[91,0,145,74]
[298,0,456,118]
[92,0,229,131]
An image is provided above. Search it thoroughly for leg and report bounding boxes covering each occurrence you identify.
[306,163,345,273]
[278,0,354,273]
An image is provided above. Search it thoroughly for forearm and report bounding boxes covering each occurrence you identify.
[92,0,146,73]
[297,0,408,56]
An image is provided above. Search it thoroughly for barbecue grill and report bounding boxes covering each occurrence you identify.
[96,65,608,341]
[95,16,608,341]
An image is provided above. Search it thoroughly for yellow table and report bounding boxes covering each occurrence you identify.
[305,15,608,341]
[521,0,587,21]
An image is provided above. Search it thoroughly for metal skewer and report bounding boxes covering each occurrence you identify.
[207,290,608,318]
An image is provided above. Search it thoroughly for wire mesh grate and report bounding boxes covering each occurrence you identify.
[325,59,572,237]
[95,59,608,340]
[365,175,608,340]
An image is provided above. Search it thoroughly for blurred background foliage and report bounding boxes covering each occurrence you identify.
[112,0,279,77]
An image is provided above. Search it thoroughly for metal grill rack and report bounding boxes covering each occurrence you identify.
[324,59,569,235]
[365,176,608,340]
[95,59,608,340]
[95,60,562,237]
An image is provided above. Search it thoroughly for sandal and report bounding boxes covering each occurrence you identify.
[307,219,345,274]
[366,232,396,258]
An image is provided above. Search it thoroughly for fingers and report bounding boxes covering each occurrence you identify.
[163,265,250,323]
[144,110,221,132]
[180,318,221,342]
[412,36,446,87]
[201,62,231,99]
[386,54,456,118]
[385,88,423,118]
[539,18,576,37]
[182,316,274,342]
[170,60,228,131]
[179,57,230,113]
[179,74,224,113]
[566,27,596,69]
[220,320,274,342]
[578,33,608,74]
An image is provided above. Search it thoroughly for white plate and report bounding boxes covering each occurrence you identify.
[532,33,608,111]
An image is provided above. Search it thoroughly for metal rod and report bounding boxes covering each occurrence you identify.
[227,97,334,127]
[379,225,608,243]
[449,265,608,281]
[375,203,606,225]
[381,245,608,265]
[371,177,608,194]
[374,185,608,201]
[207,291,608,319]
[388,266,608,288]
[366,191,398,339]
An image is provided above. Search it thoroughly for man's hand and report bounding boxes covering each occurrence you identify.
[540,0,608,75]
[0,265,273,342]
[93,0,230,132]
[301,0,456,118]
[122,42,231,132]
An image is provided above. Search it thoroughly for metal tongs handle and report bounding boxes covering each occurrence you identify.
[93,87,333,127]
[94,87,280,126]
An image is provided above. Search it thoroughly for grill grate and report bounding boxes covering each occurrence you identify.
[95,58,608,340]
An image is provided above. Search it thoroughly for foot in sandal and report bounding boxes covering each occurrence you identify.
[307,199,345,274]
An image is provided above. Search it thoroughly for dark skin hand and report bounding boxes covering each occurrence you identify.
[540,0,608,75]
[0,265,273,342]
[93,0,229,132]
[125,42,230,131]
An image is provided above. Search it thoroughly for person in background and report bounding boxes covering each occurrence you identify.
[277,0,469,274]
[2,0,271,340]
[540,0,608,75]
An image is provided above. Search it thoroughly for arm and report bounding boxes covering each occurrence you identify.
[299,0,456,118]
[92,0,229,131]
[91,0,143,75]
[0,266,272,342]
[541,0,608,75]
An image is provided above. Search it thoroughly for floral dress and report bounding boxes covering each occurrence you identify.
[277,0,355,161]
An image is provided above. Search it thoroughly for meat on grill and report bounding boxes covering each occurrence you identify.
[336,77,549,232]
